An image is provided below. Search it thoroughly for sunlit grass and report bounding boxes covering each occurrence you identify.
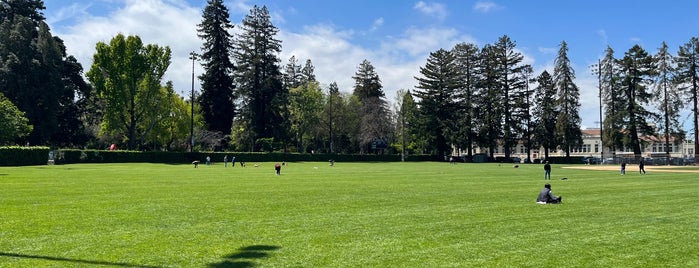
[1,162,697,267]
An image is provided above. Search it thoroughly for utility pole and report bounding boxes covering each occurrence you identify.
[189,51,199,152]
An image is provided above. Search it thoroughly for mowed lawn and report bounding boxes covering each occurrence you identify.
[1,162,697,267]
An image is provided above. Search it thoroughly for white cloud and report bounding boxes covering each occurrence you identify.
[50,0,204,96]
[370,17,384,32]
[45,2,91,25]
[46,1,473,105]
[414,1,448,20]
[473,1,501,13]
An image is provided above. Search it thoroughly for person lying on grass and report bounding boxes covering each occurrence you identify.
[536,183,562,204]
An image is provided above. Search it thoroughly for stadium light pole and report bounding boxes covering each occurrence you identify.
[189,51,199,153]
[591,59,604,163]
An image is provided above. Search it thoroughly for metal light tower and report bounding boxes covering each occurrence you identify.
[189,51,199,152]
[591,59,604,163]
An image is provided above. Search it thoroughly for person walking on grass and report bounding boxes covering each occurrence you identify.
[620,162,626,175]
[639,159,646,174]
[544,161,552,180]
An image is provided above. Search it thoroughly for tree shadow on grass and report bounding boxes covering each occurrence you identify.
[208,245,281,268]
[0,252,166,268]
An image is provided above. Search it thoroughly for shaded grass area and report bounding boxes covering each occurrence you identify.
[1,162,697,267]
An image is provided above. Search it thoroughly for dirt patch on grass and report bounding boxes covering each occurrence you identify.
[562,165,699,173]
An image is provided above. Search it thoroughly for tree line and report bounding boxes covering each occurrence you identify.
[1,0,698,160]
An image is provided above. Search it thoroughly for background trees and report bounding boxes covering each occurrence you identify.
[532,71,556,159]
[413,49,460,157]
[618,45,656,158]
[352,59,390,153]
[233,5,285,152]
[552,41,582,157]
[0,1,90,146]
[676,37,699,161]
[4,2,699,158]
[197,0,236,137]
[86,34,172,150]
[0,93,32,144]
[652,42,685,160]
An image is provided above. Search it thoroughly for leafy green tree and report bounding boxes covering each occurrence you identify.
[552,41,582,158]
[197,0,237,136]
[86,34,172,150]
[289,81,323,153]
[144,82,193,151]
[318,89,360,154]
[414,49,460,157]
[676,37,699,160]
[618,45,657,158]
[1,2,90,146]
[233,5,286,151]
[532,71,556,159]
[0,93,32,144]
[451,42,479,158]
[393,89,419,160]
[652,41,685,160]
[352,59,390,153]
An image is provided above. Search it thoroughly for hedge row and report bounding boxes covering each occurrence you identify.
[0,146,51,166]
[49,150,441,165]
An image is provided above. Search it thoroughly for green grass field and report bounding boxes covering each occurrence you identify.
[1,162,697,267]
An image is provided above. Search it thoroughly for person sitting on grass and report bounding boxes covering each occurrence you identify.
[536,183,562,204]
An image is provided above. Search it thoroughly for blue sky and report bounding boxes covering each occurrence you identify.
[44,0,699,129]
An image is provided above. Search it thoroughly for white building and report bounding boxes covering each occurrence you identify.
[463,128,695,163]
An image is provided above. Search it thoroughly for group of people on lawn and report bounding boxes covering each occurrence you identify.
[537,159,648,204]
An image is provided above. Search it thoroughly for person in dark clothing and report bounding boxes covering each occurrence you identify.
[537,183,562,204]
[639,160,646,174]
[274,162,281,175]
[621,162,626,175]
[543,161,551,180]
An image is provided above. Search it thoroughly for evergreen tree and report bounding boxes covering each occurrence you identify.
[473,44,504,158]
[283,55,303,90]
[552,41,583,158]
[532,70,557,159]
[233,5,286,151]
[618,45,657,158]
[600,46,626,156]
[652,41,685,160]
[676,37,699,161]
[451,42,479,158]
[326,82,339,153]
[352,59,390,153]
[494,35,531,159]
[301,59,316,84]
[414,49,461,157]
[197,0,236,136]
[352,59,385,100]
